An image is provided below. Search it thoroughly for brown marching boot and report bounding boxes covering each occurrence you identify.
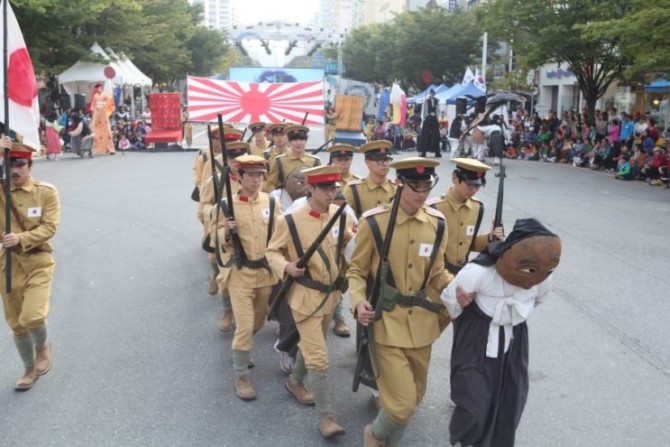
[364,424,385,446]
[34,341,52,376]
[333,319,351,337]
[285,377,315,406]
[235,375,257,401]
[207,274,218,296]
[218,311,234,332]
[15,367,38,391]
[319,413,346,438]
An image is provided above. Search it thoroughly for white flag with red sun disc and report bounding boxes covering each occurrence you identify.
[0,0,40,151]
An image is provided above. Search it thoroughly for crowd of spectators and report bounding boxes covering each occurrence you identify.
[39,104,152,159]
[504,107,669,188]
[365,102,670,189]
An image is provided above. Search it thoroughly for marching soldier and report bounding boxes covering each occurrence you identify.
[426,158,504,275]
[247,122,270,156]
[342,140,397,219]
[327,143,361,337]
[0,134,61,391]
[347,157,453,446]
[193,126,243,225]
[213,155,281,400]
[263,125,321,193]
[266,165,354,438]
[202,142,249,332]
[262,123,289,170]
[197,129,244,298]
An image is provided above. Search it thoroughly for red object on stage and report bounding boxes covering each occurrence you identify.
[144,93,183,144]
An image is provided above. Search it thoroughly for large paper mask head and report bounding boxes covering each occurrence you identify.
[473,218,561,289]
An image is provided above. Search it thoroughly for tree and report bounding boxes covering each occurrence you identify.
[477,0,631,121]
[342,9,481,91]
[579,0,670,79]
[187,27,231,76]
[12,0,231,85]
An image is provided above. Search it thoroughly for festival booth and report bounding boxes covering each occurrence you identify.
[58,43,152,112]
[407,83,450,105]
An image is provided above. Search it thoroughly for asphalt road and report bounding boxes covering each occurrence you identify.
[0,128,668,446]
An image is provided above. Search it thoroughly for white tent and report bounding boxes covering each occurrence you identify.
[58,43,152,101]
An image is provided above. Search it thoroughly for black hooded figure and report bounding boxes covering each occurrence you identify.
[420,89,441,157]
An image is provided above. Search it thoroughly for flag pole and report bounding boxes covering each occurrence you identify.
[3,0,13,293]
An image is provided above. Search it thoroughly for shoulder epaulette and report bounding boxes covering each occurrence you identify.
[34,180,56,190]
[347,178,365,186]
[362,205,390,219]
[470,197,483,205]
[425,195,444,206]
[424,206,445,219]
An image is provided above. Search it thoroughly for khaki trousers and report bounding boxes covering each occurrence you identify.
[376,343,432,425]
[1,253,55,338]
[293,309,333,372]
[229,285,271,351]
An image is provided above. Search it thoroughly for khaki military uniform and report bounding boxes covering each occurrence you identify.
[262,146,287,172]
[426,188,488,272]
[347,205,452,425]
[214,192,280,351]
[263,153,321,193]
[339,172,360,190]
[266,202,353,372]
[0,179,60,338]
[342,177,396,218]
[249,139,270,156]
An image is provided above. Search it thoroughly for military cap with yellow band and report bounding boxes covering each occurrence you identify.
[390,157,439,180]
[235,154,267,173]
[328,143,356,158]
[284,124,310,141]
[209,126,243,142]
[247,121,266,133]
[267,123,288,134]
[302,165,341,186]
[451,157,491,186]
[359,140,393,159]
[225,141,250,158]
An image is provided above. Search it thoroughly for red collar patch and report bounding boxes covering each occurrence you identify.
[239,195,249,202]
[309,210,321,219]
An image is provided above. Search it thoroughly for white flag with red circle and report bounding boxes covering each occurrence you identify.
[0,0,40,151]
[187,76,324,125]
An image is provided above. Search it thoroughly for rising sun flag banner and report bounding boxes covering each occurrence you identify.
[187,76,325,125]
[0,0,40,151]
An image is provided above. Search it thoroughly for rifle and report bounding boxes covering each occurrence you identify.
[309,138,334,155]
[267,202,347,321]
[352,184,404,392]
[493,162,505,237]
[215,114,243,268]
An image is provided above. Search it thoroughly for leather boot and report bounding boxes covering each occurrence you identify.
[235,375,257,401]
[34,341,52,376]
[218,311,234,332]
[285,377,315,406]
[319,413,345,438]
[364,424,385,446]
[207,274,218,296]
[333,319,351,337]
[15,367,38,391]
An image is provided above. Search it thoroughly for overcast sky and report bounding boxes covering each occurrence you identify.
[231,0,318,25]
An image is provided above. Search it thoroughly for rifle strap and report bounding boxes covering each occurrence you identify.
[267,195,276,245]
[367,213,444,303]
[277,157,285,188]
[350,184,363,218]
[464,201,485,264]
[217,199,272,272]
